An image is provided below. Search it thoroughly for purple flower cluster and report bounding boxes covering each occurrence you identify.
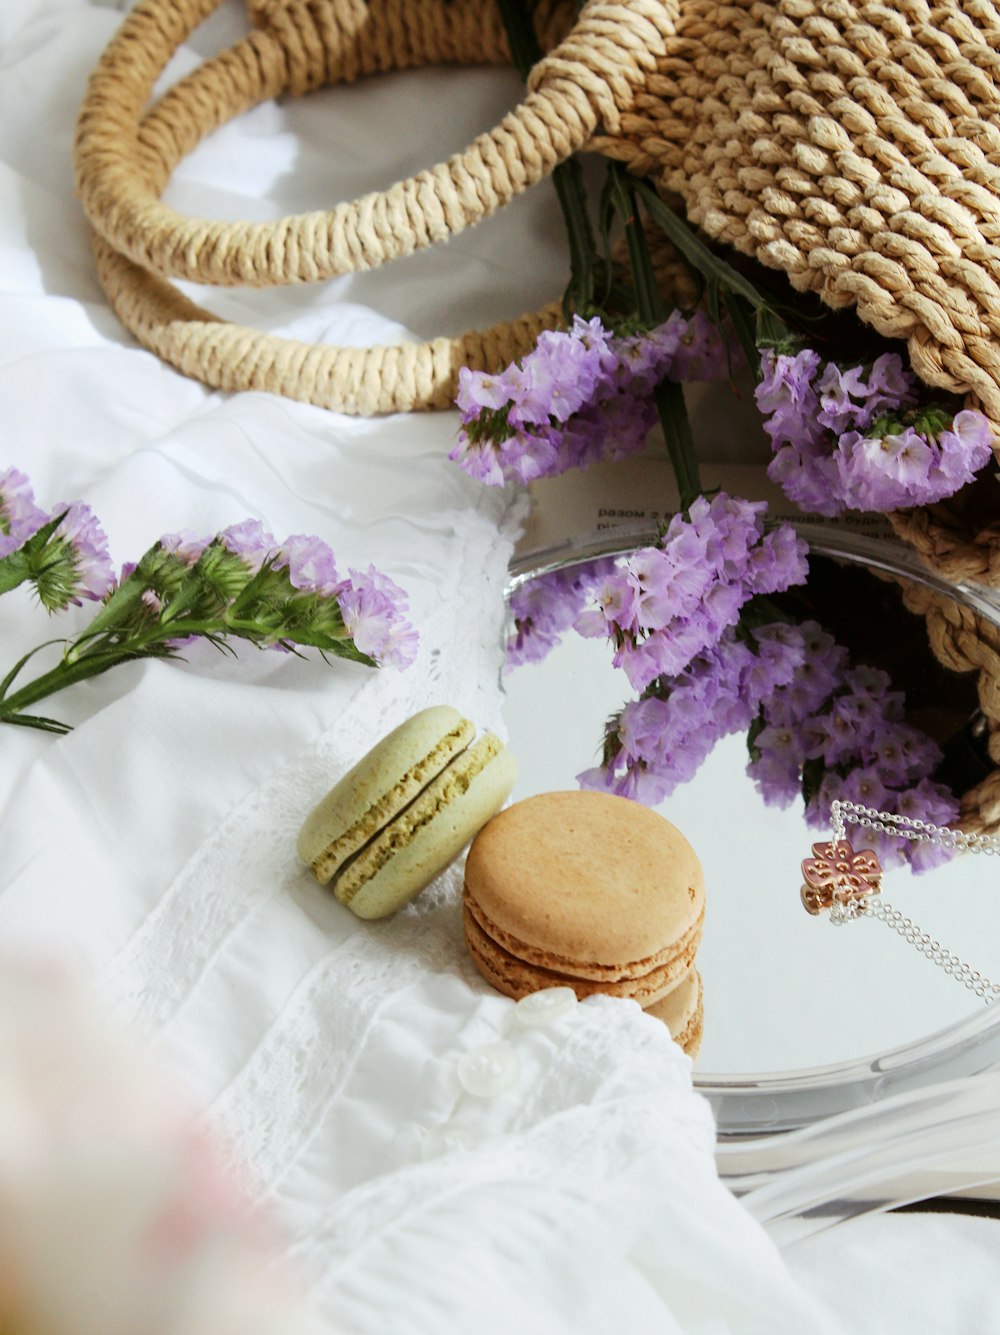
[154,523,419,669]
[0,468,113,610]
[338,566,419,669]
[450,312,729,487]
[505,559,617,668]
[574,494,808,691]
[580,607,958,872]
[0,468,46,558]
[749,623,958,871]
[758,349,995,515]
[579,620,806,804]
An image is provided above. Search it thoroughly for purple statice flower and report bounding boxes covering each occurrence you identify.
[759,347,995,515]
[576,494,807,693]
[0,467,46,558]
[668,309,731,381]
[756,349,825,454]
[864,352,920,418]
[750,624,958,872]
[580,621,807,803]
[218,519,277,573]
[451,313,734,488]
[767,438,844,519]
[160,530,211,565]
[53,503,115,602]
[28,500,115,610]
[506,319,612,426]
[613,320,684,394]
[746,719,807,808]
[338,566,418,669]
[815,355,917,435]
[277,534,340,596]
[506,559,615,669]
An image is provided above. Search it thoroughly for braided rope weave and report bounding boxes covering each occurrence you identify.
[74,0,677,412]
[76,0,1000,574]
[592,0,1000,582]
[891,578,1000,835]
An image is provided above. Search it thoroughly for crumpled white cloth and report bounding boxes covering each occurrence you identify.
[0,2,997,1332]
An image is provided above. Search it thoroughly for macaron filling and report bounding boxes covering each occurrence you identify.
[463,887,704,982]
[463,904,699,1006]
[310,719,475,883]
[333,734,506,906]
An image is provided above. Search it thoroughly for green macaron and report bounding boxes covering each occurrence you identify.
[297,705,517,919]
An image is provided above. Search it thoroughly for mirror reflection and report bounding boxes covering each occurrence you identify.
[502,528,1000,1078]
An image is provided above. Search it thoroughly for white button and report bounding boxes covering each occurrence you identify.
[513,987,578,1027]
[420,1125,477,1161]
[457,1041,521,1097]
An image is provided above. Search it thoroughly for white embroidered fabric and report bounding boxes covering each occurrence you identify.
[2,4,1000,1333]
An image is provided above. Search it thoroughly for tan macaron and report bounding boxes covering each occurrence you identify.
[645,967,703,1058]
[463,790,704,1008]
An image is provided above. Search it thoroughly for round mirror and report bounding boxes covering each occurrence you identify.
[502,525,1000,1135]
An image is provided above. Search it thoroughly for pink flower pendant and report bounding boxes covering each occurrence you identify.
[800,839,883,915]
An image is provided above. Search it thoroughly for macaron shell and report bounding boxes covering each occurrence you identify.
[464,888,703,983]
[297,705,474,882]
[645,968,703,1058]
[463,791,705,969]
[462,902,700,1006]
[341,739,518,920]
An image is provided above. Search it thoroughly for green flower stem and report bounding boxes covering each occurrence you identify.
[495,0,601,315]
[0,618,221,720]
[609,163,703,511]
[0,608,373,727]
[0,647,165,719]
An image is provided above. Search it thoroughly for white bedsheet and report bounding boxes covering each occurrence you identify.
[1,2,998,1330]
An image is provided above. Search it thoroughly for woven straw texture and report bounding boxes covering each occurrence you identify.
[591,0,1000,580]
[74,0,676,413]
[896,580,1000,834]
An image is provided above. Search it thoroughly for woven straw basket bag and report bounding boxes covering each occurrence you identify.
[74,0,674,415]
[74,0,1000,829]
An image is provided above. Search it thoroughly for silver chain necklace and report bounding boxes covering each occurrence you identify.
[800,799,1000,1003]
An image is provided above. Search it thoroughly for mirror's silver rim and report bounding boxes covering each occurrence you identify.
[506,523,1000,1137]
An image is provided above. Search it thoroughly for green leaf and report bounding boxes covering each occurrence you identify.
[0,710,73,735]
[278,630,376,665]
[724,292,761,381]
[653,379,700,512]
[0,639,67,701]
[0,510,69,597]
[65,574,147,656]
[0,548,30,596]
[633,179,770,308]
[609,165,665,326]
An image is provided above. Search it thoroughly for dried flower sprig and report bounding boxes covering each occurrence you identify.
[747,624,958,871]
[450,312,730,488]
[578,607,956,870]
[506,558,618,668]
[0,474,417,734]
[574,493,808,691]
[0,469,114,611]
[758,348,995,516]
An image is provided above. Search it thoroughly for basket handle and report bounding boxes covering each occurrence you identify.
[90,230,564,414]
[75,0,677,288]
